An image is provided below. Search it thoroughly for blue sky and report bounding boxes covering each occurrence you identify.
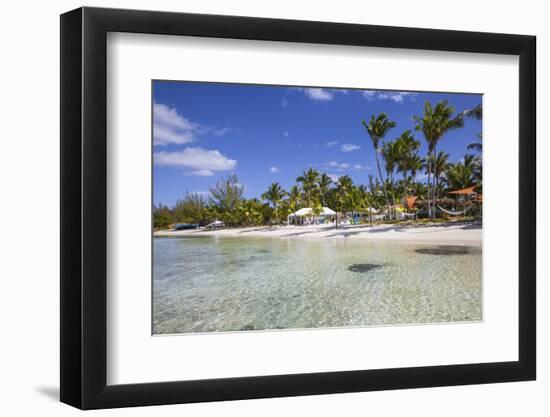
[153,81,482,206]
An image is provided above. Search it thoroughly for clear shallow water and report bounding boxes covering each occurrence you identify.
[153,236,482,334]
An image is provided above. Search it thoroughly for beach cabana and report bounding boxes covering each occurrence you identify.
[437,186,479,216]
[447,186,477,196]
[405,196,418,210]
[288,207,336,225]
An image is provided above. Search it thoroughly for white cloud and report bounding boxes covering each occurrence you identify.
[185,170,215,177]
[213,127,231,137]
[153,102,203,146]
[302,88,334,101]
[323,161,369,172]
[341,143,361,152]
[283,131,290,137]
[324,161,351,171]
[361,90,417,103]
[154,102,233,145]
[154,147,237,176]
[327,174,341,182]
[326,140,339,147]
[269,166,281,174]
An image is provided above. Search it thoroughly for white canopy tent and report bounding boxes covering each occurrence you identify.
[287,207,336,225]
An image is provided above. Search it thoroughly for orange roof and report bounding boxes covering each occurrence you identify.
[405,196,417,209]
[448,186,477,195]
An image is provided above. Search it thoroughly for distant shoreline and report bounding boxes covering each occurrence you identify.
[154,222,482,247]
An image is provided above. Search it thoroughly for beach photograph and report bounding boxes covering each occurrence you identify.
[152,81,483,335]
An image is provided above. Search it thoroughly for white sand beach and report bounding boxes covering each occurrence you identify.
[154,222,482,247]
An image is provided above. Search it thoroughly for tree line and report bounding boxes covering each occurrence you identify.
[154,100,482,229]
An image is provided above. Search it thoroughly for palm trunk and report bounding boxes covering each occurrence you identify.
[375,152,391,220]
[389,172,396,219]
[432,146,438,218]
[426,152,432,220]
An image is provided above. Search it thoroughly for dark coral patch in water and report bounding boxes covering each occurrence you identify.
[348,263,384,273]
[415,246,470,255]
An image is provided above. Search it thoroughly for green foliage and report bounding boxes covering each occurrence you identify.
[156,100,482,228]
[209,174,244,226]
[413,100,465,219]
[261,182,286,224]
[445,154,479,190]
[153,204,172,230]
[173,192,209,225]
[362,113,396,217]
[296,168,320,207]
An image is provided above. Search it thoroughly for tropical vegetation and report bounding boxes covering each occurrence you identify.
[154,100,483,229]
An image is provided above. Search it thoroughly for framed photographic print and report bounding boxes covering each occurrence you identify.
[60,7,536,409]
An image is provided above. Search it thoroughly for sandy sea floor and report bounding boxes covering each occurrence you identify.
[153,223,482,334]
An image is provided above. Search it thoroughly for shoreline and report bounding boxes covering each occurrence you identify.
[154,222,482,247]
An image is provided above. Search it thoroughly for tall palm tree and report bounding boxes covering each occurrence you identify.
[362,113,396,217]
[317,173,333,207]
[413,101,464,219]
[296,168,320,207]
[261,182,286,224]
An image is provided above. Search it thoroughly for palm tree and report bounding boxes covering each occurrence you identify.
[446,154,478,190]
[461,103,483,153]
[317,173,333,207]
[432,151,450,201]
[296,168,320,207]
[261,182,286,225]
[409,154,424,186]
[463,103,482,120]
[381,140,401,217]
[288,185,302,213]
[239,198,263,226]
[395,130,421,185]
[345,186,363,224]
[381,140,399,184]
[311,198,323,220]
[413,101,464,219]
[362,113,396,218]
[334,175,353,228]
[467,132,483,152]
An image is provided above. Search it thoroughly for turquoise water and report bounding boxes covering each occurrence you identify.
[153,237,482,334]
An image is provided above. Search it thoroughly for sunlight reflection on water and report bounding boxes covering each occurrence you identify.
[153,236,482,334]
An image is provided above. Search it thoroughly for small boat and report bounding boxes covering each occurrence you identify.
[205,220,225,229]
[174,223,199,230]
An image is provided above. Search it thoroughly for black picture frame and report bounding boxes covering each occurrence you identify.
[60,6,536,410]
